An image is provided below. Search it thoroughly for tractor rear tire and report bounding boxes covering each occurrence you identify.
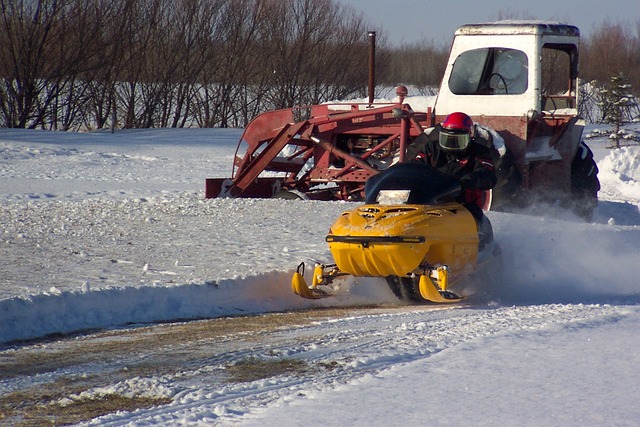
[489,150,523,211]
[569,141,600,220]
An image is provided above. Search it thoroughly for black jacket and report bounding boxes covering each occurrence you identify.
[408,125,497,218]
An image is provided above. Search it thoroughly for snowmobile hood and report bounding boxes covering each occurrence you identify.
[327,202,478,277]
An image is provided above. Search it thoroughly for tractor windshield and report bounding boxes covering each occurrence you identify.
[448,47,528,95]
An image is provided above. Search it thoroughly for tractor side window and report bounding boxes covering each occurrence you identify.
[541,45,576,110]
[449,48,528,95]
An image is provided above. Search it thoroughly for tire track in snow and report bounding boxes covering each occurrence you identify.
[85,303,631,426]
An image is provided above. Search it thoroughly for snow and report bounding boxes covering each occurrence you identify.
[2,107,640,425]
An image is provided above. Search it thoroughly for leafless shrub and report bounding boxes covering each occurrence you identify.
[380,40,448,89]
[581,20,640,99]
[1,2,638,130]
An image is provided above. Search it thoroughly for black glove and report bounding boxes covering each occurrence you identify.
[459,173,474,189]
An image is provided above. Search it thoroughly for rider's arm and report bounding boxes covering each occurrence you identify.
[460,146,497,190]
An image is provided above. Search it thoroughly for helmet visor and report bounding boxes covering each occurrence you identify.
[439,129,470,151]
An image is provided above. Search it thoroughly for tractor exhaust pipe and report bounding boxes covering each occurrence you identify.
[368,31,376,105]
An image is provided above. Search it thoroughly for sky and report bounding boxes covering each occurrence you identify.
[336,0,638,46]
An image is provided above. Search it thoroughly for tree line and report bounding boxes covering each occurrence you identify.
[0,0,373,130]
[1,0,638,131]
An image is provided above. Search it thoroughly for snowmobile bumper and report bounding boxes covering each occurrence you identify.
[291,261,465,303]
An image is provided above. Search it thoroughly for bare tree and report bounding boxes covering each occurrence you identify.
[0,0,68,128]
[112,0,163,128]
[381,40,449,89]
[46,0,108,130]
[162,0,219,128]
[0,0,387,130]
[254,0,374,110]
[79,0,135,130]
[189,0,264,128]
[582,21,640,98]
[298,5,371,103]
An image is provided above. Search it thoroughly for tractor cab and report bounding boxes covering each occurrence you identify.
[433,22,588,209]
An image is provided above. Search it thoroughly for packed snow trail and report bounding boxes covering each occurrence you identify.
[52,303,635,426]
[5,303,634,425]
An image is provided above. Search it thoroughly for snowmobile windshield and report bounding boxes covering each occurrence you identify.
[364,163,461,205]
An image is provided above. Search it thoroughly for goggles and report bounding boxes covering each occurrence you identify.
[439,129,470,151]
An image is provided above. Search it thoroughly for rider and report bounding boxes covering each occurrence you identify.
[409,112,497,246]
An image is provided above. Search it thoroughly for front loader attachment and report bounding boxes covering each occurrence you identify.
[206,102,430,201]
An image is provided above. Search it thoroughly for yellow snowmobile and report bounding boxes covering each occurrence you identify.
[292,163,500,303]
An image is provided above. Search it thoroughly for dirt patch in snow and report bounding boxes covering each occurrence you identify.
[0,307,390,425]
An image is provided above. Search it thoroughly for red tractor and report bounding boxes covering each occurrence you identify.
[206,21,599,218]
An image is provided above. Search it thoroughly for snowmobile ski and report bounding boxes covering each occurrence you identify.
[418,274,464,303]
[291,262,337,299]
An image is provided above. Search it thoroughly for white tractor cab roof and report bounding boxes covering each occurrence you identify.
[434,21,580,119]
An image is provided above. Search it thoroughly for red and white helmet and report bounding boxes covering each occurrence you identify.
[440,112,473,151]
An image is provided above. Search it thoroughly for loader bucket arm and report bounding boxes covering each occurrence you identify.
[205,103,430,201]
[228,120,310,197]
